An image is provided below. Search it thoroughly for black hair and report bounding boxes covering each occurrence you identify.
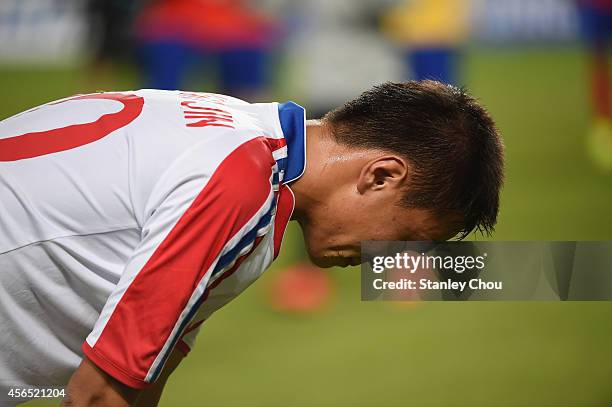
[323,80,504,238]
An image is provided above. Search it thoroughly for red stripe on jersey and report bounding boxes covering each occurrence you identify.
[273,184,295,259]
[83,137,275,388]
[0,93,143,161]
[176,234,266,354]
[265,137,287,152]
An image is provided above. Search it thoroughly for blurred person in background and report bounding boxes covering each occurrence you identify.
[576,0,612,170]
[87,0,140,79]
[135,0,279,100]
[382,0,471,85]
[280,0,402,116]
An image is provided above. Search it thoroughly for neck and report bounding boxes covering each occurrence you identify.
[289,121,378,223]
[288,120,331,222]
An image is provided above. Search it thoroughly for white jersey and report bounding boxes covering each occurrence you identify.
[0,89,306,401]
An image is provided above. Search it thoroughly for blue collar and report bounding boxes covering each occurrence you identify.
[277,101,306,184]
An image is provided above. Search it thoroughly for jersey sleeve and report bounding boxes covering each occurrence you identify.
[83,137,276,388]
[176,321,204,356]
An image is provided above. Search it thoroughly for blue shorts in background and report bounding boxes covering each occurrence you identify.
[578,3,612,45]
[138,41,271,93]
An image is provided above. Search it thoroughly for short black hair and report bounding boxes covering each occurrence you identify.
[323,80,504,239]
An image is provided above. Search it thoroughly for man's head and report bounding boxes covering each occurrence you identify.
[290,81,504,268]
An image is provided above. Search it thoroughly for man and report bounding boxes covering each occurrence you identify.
[382,0,470,85]
[135,0,278,98]
[576,0,612,170]
[0,81,504,406]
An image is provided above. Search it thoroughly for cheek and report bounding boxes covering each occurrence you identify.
[317,192,355,229]
[307,187,396,245]
[312,211,344,239]
[304,208,353,249]
[359,210,406,241]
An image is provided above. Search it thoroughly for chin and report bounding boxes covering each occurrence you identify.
[305,249,341,268]
[308,254,338,268]
[307,252,361,269]
[305,242,361,268]
[303,241,327,267]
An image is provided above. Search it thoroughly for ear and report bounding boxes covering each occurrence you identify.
[356,156,409,194]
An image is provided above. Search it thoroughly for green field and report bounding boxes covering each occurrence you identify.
[4,46,612,407]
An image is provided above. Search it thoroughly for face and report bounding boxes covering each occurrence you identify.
[298,195,457,268]
[295,154,461,268]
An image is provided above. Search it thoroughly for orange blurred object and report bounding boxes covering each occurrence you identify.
[267,263,333,314]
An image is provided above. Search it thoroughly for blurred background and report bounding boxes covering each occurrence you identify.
[1,0,610,406]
